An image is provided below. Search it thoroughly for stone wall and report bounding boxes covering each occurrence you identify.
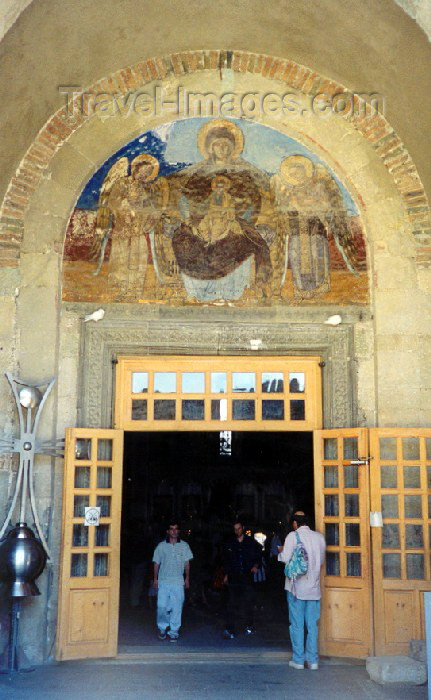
[0,56,429,662]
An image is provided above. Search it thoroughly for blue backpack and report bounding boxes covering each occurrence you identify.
[284,531,308,580]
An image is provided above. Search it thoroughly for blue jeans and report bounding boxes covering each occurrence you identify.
[157,583,185,638]
[287,591,320,665]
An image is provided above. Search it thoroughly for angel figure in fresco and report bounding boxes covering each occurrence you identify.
[270,155,361,298]
[163,120,274,302]
[94,154,168,298]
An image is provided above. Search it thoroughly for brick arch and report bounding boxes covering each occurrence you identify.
[1,49,430,269]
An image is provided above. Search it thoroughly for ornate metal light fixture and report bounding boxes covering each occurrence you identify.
[0,373,64,672]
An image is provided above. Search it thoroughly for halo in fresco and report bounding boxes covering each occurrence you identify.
[63,118,368,305]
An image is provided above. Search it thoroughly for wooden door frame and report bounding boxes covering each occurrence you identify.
[114,355,323,432]
[314,428,373,658]
[56,429,124,660]
[370,428,431,655]
[62,354,384,660]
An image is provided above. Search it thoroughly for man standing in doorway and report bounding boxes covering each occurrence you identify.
[223,520,262,639]
[278,511,326,670]
[153,520,193,642]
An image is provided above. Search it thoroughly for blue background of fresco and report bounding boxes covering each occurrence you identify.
[76,118,358,215]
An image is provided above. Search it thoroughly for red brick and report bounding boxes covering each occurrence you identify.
[0,230,23,242]
[156,58,169,79]
[239,52,249,73]
[209,51,220,70]
[269,59,282,79]
[26,147,53,167]
[29,140,55,160]
[287,64,300,88]
[92,77,112,94]
[281,61,296,84]
[317,80,340,97]
[0,247,19,257]
[246,54,256,73]
[254,54,263,74]
[261,56,274,78]
[37,129,58,152]
[3,198,26,214]
[291,66,307,89]
[295,68,312,92]
[184,53,198,72]
[232,52,241,72]
[17,166,40,186]
[7,190,27,207]
[373,134,401,154]
[195,52,205,70]
[11,177,35,197]
[56,105,86,129]
[274,60,288,81]
[301,72,318,95]
[0,258,19,268]
[385,154,410,172]
[114,70,129,94]
[403,194,427,206]
[134,61,152,83]
[358,124,390,144]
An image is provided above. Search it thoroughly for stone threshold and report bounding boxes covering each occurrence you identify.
[80,649,367,666]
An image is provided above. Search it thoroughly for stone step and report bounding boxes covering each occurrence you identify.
[366,655,427,686]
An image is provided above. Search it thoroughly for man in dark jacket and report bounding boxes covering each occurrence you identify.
[223,520,262,639]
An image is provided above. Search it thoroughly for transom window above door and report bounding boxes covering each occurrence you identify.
[115,356,322,431]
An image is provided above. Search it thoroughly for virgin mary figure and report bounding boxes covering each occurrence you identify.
[165,120,273,302]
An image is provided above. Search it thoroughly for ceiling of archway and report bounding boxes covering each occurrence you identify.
[2,1,430,44]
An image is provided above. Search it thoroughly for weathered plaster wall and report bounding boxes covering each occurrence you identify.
[0,0,430,209]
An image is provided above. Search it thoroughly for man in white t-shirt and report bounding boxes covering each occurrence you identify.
[153,521,193,642]
[278,511,326,670]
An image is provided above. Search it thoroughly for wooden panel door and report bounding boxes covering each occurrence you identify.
[314,429,373,657]
[370,429,431,655]
[56,429,124,660]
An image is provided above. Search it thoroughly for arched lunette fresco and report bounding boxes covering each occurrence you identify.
[0,50,429,272]
[63,118,367,305]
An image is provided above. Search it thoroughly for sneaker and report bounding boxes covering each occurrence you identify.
[169,635,178,643]
[223,629,235,640]
[245,626,256,635]
[307,662,319,670]
[157,630,167,640]
[288,660,305,670]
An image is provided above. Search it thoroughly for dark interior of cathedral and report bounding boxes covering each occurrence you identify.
[119,431,313,648]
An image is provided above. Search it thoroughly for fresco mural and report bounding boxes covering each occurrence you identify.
[63,118,368,305]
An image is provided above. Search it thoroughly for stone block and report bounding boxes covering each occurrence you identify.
[21,208,67,255]
[0,268,20,294]
[409,640,426,664]
[366,655,426,685]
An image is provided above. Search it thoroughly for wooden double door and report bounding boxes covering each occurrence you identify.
[56,427,431,660]
[315,428,431,657]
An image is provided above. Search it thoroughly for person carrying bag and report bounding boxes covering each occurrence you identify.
[278,511,326,671]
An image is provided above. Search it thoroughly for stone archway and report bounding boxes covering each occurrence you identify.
[2,49,431,665]
[6,50,427,432]
[0,50,430,273]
